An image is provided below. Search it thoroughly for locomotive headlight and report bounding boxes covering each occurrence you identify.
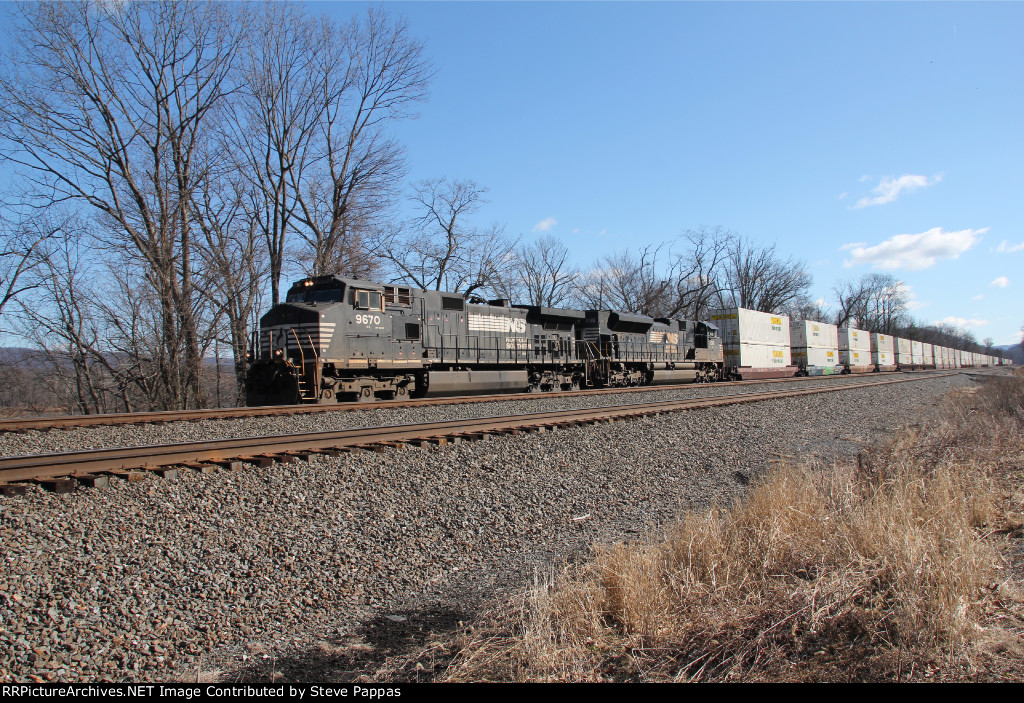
[303,279,313,287]
[274,349,284,358]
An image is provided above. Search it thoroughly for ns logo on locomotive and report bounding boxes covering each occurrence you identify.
[245,276,725,405]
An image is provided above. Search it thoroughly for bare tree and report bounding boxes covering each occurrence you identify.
[576,228,734,319]
[229,1,327,306]
[380,178,518,295]
[292,8,432,285]
[576,244,672,316]
[833,273,908,332]
[192,171,267,402]
[16,231,136,414]
[494,235,579,307]
[0,205,64,330]
[0,0,245,409]
[667,227,733,320]
[716,238,812,313]
[783,294,831,324]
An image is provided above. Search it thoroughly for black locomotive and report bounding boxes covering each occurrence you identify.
[245,276,725,405]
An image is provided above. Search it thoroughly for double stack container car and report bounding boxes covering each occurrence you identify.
[871,333,896,372]
[789,320,841,375]
[838,327,873,373]
[710,308,795,379]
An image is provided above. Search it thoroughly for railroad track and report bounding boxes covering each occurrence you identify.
[0,370,929,433]
[0,372,953,496]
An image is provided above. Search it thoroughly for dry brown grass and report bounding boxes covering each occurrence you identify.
[441,372,1024,682]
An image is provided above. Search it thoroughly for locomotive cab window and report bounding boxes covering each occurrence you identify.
[287,283,344,304]
[355,290,384,311]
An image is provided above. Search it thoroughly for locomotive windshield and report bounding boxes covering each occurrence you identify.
[286,282,345,304]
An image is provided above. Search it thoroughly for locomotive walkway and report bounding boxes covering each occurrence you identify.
[0,370,921,433]
[0,372,953,494]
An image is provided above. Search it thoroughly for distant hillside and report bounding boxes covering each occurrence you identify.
[0,346,232,367]
[995,343,1023,365]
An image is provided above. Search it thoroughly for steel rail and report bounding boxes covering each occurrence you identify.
[0,373,952,485]
[0,370,923,433]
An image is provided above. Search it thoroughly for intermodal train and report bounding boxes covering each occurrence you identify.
[245,276,724,404]
[245,275,1004,405]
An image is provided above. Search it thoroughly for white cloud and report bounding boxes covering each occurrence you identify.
[897,281,929,312]
[990,276,1009,288]
[859,174,872,183]
[995,240,1024,253]
[839,241,867,251]
[532,217,557,232]
[934,316,989,329]
[852,173,942,209]
[841,226,985,270]
[838,192,848,200]
[971,294,984,301]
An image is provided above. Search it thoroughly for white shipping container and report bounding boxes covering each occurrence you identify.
[872,350,894,367]
[922,343,934,366]
[710,308,791,346]
[723,342,791,368]
[911,340,924,365]
[838,327,871,352]
[790,320,839,349]
[840,349,871,367]
[894,337,912,365]
[792,347,840,367]
[871,333,894,354]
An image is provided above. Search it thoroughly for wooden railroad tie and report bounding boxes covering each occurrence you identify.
[35,477,77,494]
[74,474,111,489]
[239,456,275,468]
[103,469,147,482]
[181,462,220,475]
[1,483,28,497]
[209,460,243,472]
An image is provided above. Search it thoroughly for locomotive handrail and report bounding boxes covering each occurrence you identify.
[289,328,320,402]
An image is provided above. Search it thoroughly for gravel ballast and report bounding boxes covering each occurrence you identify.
[0,373,943,458]
[0,373,973,682]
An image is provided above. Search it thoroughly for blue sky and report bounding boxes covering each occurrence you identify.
[333,1,1022,345]
[0,2,1019,346]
